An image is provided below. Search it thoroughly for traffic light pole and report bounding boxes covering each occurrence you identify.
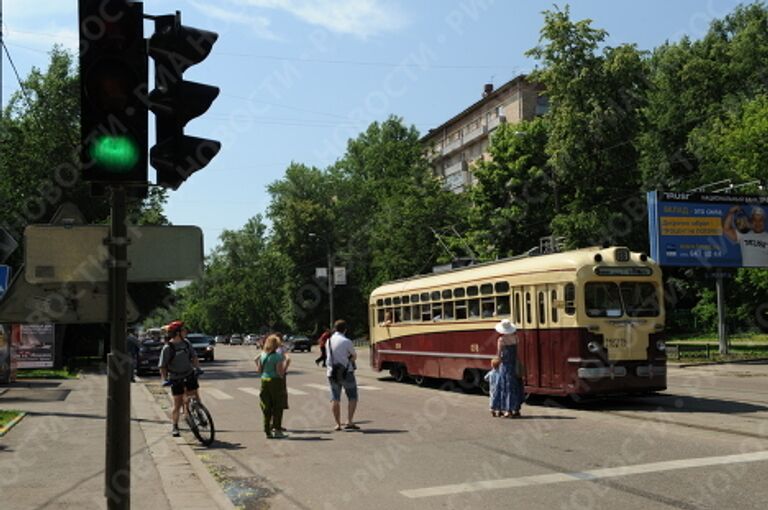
[105,186,131,509]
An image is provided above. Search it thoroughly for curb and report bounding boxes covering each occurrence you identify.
[0,412,27,437]
[135,383,236,510]
[676,357,768,368]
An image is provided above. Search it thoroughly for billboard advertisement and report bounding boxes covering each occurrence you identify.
[647,191,768,268]
[13,324,56,368]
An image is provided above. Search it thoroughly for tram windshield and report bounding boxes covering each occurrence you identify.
[585,282,659,318]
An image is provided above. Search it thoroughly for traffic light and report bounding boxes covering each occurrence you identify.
[79,0,148,184]
[148,13,221,190]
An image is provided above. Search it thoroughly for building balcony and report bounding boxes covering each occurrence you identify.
[443,161,469,192]
[463,125,485,144]
[442,137,462,155]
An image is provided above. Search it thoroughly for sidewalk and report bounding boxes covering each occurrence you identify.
[0,374,234,510]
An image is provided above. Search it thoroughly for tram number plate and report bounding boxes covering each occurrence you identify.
[605,338,628,348]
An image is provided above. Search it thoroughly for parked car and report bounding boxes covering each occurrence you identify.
[244,334,261,346]
[214,335,228,345]
[136,338,164,374]
[187,333,215,361]
[229,334,243,345]
[286,334,312,352]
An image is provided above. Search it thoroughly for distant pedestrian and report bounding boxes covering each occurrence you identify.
[326,319,359,431]
[315,328,331,367]
[127,328,140,382]
[255,334,287,439]
[484,357,501,417]
[491,319,523,418]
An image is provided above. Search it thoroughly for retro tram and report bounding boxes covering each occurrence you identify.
[369,246,667,397]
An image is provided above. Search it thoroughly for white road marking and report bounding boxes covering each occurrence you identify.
[358,385,381,391]
[287,387,308,395]
[304,383,329,391]
[238,387,260,397]
[400,450,768,498]
[203,388,234,400]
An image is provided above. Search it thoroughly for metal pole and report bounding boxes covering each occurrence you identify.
[328,243,334,329]
[716,274,728,355]
[105,186,130,509]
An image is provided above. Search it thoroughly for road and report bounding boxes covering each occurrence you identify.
[143,345,768,510]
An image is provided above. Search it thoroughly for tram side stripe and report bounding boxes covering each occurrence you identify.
[400,450,768,498]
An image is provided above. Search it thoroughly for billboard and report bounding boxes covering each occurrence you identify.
[647,191,768,268]
[13,324,56,368]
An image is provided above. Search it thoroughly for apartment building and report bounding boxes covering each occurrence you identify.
[422,75,546,193]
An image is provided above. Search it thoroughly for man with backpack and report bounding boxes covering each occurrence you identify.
[158,320,201,437]
[326,320,359,431]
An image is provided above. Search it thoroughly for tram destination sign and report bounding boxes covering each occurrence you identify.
[647,191,768,268]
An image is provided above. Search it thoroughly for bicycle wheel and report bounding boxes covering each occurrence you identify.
[188,399,215,446]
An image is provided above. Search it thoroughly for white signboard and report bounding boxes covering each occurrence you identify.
[16,324,55,368]
[334,267,347,285]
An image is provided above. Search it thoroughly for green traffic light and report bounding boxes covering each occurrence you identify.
[89,135,140,172]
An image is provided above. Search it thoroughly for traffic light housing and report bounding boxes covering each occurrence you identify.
[148,13,221,190]
[79,0,148,184]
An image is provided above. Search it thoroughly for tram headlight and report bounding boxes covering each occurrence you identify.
[656,340,666,351]
[587,341,602,353]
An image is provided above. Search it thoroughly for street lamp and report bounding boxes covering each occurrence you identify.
[309,232,334,329]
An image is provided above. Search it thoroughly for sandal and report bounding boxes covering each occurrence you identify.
[344,423,360,430]
[334,424,343,431]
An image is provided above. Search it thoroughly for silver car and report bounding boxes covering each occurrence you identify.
[229,334,243,345]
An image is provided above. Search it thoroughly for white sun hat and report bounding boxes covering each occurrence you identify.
[495,319,517,335]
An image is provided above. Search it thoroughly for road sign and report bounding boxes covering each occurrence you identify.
[0,265,10,297]
[24,225,203,284]
[0,270,139,324]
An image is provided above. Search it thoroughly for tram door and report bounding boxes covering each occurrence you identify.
[536,285,563,389]
[521,286,541,388]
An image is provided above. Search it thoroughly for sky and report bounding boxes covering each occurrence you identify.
[1,0,748,253]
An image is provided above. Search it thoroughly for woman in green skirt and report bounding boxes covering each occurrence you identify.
[255,334,287,439]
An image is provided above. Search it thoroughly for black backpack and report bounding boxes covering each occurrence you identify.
[162,339,194,368]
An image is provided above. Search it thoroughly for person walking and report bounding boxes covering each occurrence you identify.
[315,328,331,367]
[326,320,359,431]
[255,334,287,439]
[491,319,523,418]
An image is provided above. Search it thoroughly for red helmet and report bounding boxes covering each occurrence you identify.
[166,320,185,335]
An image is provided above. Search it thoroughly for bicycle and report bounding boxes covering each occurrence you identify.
[163,370,215,446]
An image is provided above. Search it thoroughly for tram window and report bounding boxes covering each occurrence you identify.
[496,295,511,317]
[421,292,430,302]
[394,297,401,305]
[514,293,522,324]
[432,304,443,320]
[467,286,479,297]
[468,299,480,318]
[431,291,441,301]
[585,282,623,318]
[495,281,510,293]
[376,299,384,307]
[455,300,467,319]
[411,294,420,303]
[538,292,546,324]
[394,308,402,322]
[620,282,660,317]
[421,304,432,321]
[454,288,466,298]
[444,302,454,319]
[403,306,412,321]
[385,297,392,306]
[551,290,559,323]
[525,292,532,324]
[565,283,576,315]
[442,289,452,299]
[377,309,385,324]
[481,298,495,317]
[480,283,493,295]
[403,296,410,305]
[411,305,420,320]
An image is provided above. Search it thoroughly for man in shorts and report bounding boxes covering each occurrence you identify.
[158,320,200,436]
[326,319,359,430]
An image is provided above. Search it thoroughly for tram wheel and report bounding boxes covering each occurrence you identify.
[391,365,407,383]
[412,375,425,386]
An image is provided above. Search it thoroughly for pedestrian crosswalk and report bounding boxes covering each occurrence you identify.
[203,382,381,400]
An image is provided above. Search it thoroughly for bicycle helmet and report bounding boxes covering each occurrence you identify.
[166,320,185,336]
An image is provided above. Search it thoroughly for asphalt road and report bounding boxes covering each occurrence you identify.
[143,345,768,510]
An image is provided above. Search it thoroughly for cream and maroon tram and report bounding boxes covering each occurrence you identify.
[369,246,667,397]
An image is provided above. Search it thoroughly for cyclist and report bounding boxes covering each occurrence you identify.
[158,320,201,437]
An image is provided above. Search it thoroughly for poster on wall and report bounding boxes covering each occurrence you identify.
[647,191,768,268]
[13,324,55,368]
